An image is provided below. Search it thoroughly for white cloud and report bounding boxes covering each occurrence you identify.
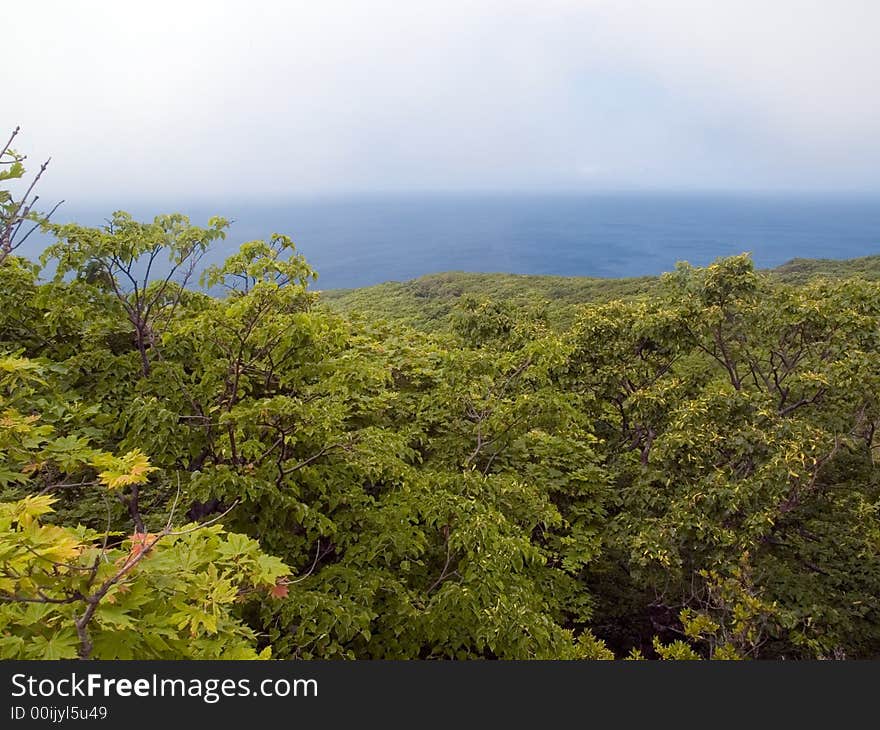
[3,0,879,200]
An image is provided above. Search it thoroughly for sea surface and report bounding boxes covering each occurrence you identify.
[23,193,880,290]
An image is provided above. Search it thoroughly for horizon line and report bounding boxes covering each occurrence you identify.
[42,186,880,209]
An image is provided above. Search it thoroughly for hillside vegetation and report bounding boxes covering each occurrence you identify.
[322,255,880,329]
[321,271,660,329]
[772,254,880,283]
[2,140,880,660]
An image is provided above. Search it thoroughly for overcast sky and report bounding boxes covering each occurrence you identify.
[5,0,880,202]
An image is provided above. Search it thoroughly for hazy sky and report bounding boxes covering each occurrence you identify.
[5,0,880,201]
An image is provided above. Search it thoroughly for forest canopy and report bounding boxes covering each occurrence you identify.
[2,139,879,660]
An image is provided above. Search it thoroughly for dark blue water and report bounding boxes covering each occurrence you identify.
[23,193,880,289]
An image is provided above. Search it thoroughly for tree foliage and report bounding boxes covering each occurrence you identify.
[2,138,880,659]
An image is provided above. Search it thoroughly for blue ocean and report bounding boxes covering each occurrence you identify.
[25,193,880,290]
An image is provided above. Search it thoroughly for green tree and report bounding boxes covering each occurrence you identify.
[45,212,230,376]
[0,355,289,659]
[0,127,61,266]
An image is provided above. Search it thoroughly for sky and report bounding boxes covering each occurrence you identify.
[4,0,880,202]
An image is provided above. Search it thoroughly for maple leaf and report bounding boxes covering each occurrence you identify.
[105,582,132,604]
[115,532,161,568]
[21,461,45,476]
[94,449,157,490]
[128,531,161,557]
[269,581,289,599]
[0,410,40,431]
